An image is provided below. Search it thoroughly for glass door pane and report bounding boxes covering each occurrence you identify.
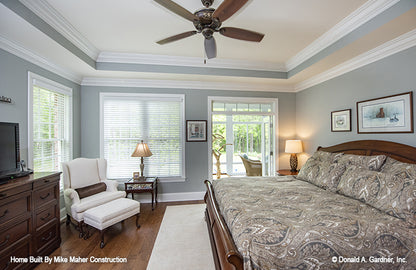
[212,121,227,179]
[210,100,276,179]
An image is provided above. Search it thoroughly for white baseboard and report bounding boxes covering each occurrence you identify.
[129,191,206,203]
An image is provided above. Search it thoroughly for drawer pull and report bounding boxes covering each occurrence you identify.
[0,234,10,247]
[40,212,51,221]
[40,193,50,200]
[42,231,53,242]
[0,209,8,218]
[44,180,50,183]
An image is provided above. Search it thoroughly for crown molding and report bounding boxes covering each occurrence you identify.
[97,51,287,72]
[286,0,400,71]
[294,29,416,92]
[19,0,99,60]
[81,77,295,92]
[0,35,82,84]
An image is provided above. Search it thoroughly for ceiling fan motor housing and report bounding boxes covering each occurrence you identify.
[193,8,221,34]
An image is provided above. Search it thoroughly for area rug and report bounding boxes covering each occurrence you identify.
[146,204,215,270]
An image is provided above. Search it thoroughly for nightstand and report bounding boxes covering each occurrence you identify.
[125,177,158,210]
[277,170,298,176]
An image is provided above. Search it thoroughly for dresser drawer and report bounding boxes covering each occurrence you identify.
[0,192,31,226]
[33,175,59,190]
[0,218,31,251]
[35,221,59,254]
[0,184,31,200]
[33,184,58,210]
[0,236,30,270]
[35,203,58,230]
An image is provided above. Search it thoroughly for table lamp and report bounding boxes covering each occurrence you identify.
[131,140,153,179]
[285,140,303,172]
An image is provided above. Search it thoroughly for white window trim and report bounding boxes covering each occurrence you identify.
[99,92,186,182]
[27,72,73,170]
[207,96,279,180]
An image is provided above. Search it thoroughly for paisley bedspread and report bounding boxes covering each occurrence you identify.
[212,176,416,270]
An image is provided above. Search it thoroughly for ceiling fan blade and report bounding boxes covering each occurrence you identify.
[157,31,198,45]
[154,0,197,22]
[204,37,217,59]
[213,0,249,22]
[219,27,264,42]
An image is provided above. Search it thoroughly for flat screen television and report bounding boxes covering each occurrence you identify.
[0,122,21,180]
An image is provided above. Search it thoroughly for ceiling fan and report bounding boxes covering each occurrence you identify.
[154,0,265,59]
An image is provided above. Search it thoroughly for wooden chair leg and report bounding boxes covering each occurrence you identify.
[78,221,84,238]
[136,213,141,228]
[100,230,106,248]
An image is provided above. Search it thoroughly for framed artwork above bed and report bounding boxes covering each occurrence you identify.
[331,109,351,132]
[357,91,413,134]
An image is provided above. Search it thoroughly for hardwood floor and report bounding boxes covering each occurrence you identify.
[35,200,204,270]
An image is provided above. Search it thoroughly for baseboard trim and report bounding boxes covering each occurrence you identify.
[129,191,206,203]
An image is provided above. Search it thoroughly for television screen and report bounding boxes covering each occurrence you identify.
[0,122,19,175]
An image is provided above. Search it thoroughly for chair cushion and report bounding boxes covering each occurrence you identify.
[75,182,107,199]
[67,158,101,189]
[71,191,126,214]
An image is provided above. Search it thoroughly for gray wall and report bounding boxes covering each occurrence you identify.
[0,49,82,162]
[81,86,296,193]
[296,46,416,165]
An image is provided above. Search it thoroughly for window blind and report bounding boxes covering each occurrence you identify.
[101,94,185,179]
[30,73,72,191]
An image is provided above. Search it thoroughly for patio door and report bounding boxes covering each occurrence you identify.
[209,98,278,179]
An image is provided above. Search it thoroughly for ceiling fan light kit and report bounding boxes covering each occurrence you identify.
[154,0,265,59]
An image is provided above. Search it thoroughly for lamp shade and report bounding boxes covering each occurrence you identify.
[131,140,153,157]
[285,140,303,154]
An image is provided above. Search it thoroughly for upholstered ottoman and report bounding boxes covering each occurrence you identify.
[83,198,140,248]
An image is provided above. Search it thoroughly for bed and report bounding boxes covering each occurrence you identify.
[204,140,416,270]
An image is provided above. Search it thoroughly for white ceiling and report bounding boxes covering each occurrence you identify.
[0,0,415,91]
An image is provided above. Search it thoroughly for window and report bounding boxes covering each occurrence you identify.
[100,93,185,180]
[28,72,73,190]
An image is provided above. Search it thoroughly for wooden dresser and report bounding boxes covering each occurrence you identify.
[0,172,61,269]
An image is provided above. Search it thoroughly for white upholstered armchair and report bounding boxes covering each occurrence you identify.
[62,158,125,235]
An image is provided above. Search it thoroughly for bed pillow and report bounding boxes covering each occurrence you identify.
[381,157,416,175]
[337,165,416,227]
[297,151,345,191]
[337,154,386,171]
[310,150,343,163]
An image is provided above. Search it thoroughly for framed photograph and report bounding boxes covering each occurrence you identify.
[331,109,351,132]
[133,172,140,180]
[186,120,207,142]
[357,92,413,134]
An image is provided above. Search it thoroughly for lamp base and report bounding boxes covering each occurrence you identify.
[289,153,298,172]
[140,157,145,178]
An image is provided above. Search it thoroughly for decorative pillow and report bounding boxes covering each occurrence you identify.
[75,182,107,199]
[297,151,346,191]
[337,154,386,171]
[337,165,416,227]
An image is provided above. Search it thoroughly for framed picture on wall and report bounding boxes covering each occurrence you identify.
[186,120,207,142]
[357,92,413,134]
[331,109,351,132]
